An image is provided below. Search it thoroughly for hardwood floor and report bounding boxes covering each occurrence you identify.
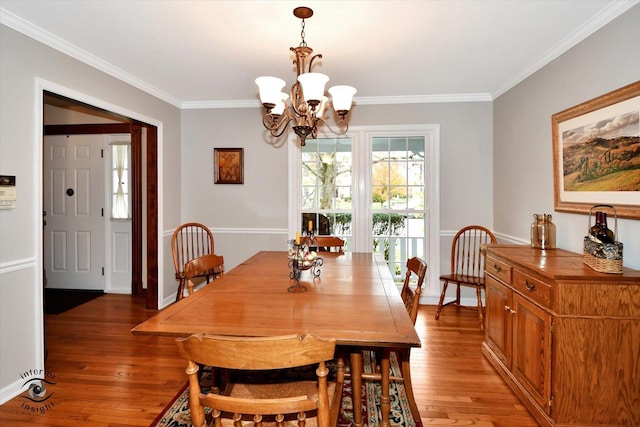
[0,295,538,426]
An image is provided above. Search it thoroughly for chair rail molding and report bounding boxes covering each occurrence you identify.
[0,257,37,275]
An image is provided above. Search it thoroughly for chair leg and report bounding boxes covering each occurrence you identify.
[476,286,485,331]
[434,280,449,320]
[187,366,206,427]
[175,278,185,302]
[331,357,346,425]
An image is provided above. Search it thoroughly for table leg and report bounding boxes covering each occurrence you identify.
[398,348,421,421]
[380,349,391,427]
[350,351,363,427]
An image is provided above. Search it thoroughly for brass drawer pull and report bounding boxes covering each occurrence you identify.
[504,305,516,315]
[493,264,502,273]
[525,281,536,291]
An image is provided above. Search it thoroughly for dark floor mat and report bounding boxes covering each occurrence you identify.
[44,289,105,314]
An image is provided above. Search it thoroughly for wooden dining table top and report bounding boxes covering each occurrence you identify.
[132,251,421,349]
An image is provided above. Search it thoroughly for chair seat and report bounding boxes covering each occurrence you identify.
[206,379,338,427]
[184,254,225,297]
[177,268,224,281]
[230,380,336,402]
[439,273,485,287]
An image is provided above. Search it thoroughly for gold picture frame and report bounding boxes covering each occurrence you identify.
[214,148,244,184]
[552,81,640,219]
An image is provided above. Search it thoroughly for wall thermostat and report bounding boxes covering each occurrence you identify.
[0,175,16,209]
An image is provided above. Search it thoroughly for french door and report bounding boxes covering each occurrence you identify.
[289,125,440,294]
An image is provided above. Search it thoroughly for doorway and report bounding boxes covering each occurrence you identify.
[43,92,159,310]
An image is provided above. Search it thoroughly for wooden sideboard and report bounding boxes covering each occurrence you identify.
[482,245,640,427]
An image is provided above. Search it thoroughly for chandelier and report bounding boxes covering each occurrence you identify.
[255,6,356,147]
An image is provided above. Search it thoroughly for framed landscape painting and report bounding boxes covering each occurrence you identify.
[552,81,640,219]
[214,148,244,184]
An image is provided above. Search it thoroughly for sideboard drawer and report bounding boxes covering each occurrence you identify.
[486,255,512,284]
[513,270,551,308]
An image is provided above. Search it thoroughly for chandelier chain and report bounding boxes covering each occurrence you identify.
[299,18,307,47]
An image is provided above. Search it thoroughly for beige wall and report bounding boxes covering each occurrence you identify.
[0,25,181,402]
[180,101,494,277]
[494,4,640,269]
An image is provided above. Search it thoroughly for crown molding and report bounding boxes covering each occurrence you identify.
[181,99,261,109]
[180,93,494,110]
[0,7,182,108]
[355,93,494,105]
[492,0,640,98]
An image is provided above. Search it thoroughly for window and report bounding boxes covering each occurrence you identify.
[289,125,440,295]
[110,142,130,220]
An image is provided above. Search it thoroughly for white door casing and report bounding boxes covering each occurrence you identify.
[43,134,105,290]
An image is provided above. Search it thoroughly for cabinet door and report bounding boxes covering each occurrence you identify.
[485,276,512,367]
[512,294,552,414]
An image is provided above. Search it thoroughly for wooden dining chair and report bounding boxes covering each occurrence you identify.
[303,235,345,253]
[184,254,225,297]
[171,222,222,301]
[175,334,343,427]
[345,256,427,423]
[435,224,497,330]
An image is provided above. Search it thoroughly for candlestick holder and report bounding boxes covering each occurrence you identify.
[287,232,323,293]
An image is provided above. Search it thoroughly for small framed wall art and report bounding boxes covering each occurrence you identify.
[214,148,244,184]
[552,81,640,219]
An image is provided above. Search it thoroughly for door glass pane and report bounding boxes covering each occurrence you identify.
[300,138,352,249]
[371,136,426,283]
[111,143,130,220]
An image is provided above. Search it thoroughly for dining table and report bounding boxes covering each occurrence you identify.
[132,250,421,426]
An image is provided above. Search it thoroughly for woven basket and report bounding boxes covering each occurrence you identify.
[583,205,623,274]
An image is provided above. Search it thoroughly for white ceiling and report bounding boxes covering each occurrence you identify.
[1,0,637,109]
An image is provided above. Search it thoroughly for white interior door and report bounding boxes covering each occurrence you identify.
[43,134,105,290]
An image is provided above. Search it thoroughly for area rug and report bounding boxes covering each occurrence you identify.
[151,351,421,426]
[44,288,105,314]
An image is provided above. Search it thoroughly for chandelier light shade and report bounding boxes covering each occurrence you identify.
[329,85,358,114]
[297,72,329,105]
[255,76,286,106]
[256,6,356,146]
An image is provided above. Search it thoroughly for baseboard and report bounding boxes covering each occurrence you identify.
[0,378,23,406]
[162,293,177,309]
[104,286,131,294]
